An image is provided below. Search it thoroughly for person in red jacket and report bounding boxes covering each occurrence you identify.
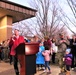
[9,28,25,75]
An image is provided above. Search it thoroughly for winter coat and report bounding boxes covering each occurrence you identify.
[42,50,51,61]
[64,54,72,65]
[9,36,25,56]
[36,46,45,65]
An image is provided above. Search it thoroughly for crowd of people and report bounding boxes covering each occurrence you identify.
[36,33,76,75]
[0,39,10,62]
[0,32,76,75]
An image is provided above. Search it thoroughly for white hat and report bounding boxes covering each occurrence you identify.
[14,28,19,31]
[66,48,71,53]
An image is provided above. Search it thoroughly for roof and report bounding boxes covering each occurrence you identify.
[0,0,37,22]
[1,0,37,12]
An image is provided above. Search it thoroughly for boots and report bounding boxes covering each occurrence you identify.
[66,71,70,75]
[60,68,65,73]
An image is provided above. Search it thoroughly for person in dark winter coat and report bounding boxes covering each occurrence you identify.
[70,35,76,70]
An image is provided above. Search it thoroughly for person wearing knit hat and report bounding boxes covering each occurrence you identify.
[66,48,71,54]
[64,48,72,75]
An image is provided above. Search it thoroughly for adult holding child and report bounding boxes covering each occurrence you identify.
[57,33,70,74]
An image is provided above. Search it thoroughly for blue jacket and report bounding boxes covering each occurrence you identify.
[36,46,45,64]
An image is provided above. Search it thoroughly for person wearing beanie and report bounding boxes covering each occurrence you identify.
[63,48,72,75]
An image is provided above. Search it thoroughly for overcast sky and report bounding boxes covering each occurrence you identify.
[8,0,32,7]
[8,0,73,19]
[8,0,72,17]
[8,0,74,35]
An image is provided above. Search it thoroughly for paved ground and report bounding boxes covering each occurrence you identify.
[0,61,76,75]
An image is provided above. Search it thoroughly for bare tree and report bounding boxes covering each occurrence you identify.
[67,0,76,19]
[24,0,67,38]
[12,22,34,36]
[59,0,76,34]
[13,0,68,38]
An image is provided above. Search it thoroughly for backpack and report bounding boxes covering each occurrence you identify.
[65,57,72,65]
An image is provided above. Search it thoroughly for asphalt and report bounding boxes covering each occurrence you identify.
[0,61,76,75]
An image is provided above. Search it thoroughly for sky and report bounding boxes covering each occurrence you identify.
[8,0,32,8]
[8,0,73,20]
[8,0,75,36]
[8,0,73,16]
[8,0,73,22]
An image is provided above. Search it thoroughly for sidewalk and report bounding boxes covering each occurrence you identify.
[0,61,76,75]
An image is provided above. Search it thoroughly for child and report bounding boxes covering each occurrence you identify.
[42,46,51,74]
[63,48,72,75]
[36,42,45,70]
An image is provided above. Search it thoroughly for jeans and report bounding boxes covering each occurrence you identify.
[45,61,50,71]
